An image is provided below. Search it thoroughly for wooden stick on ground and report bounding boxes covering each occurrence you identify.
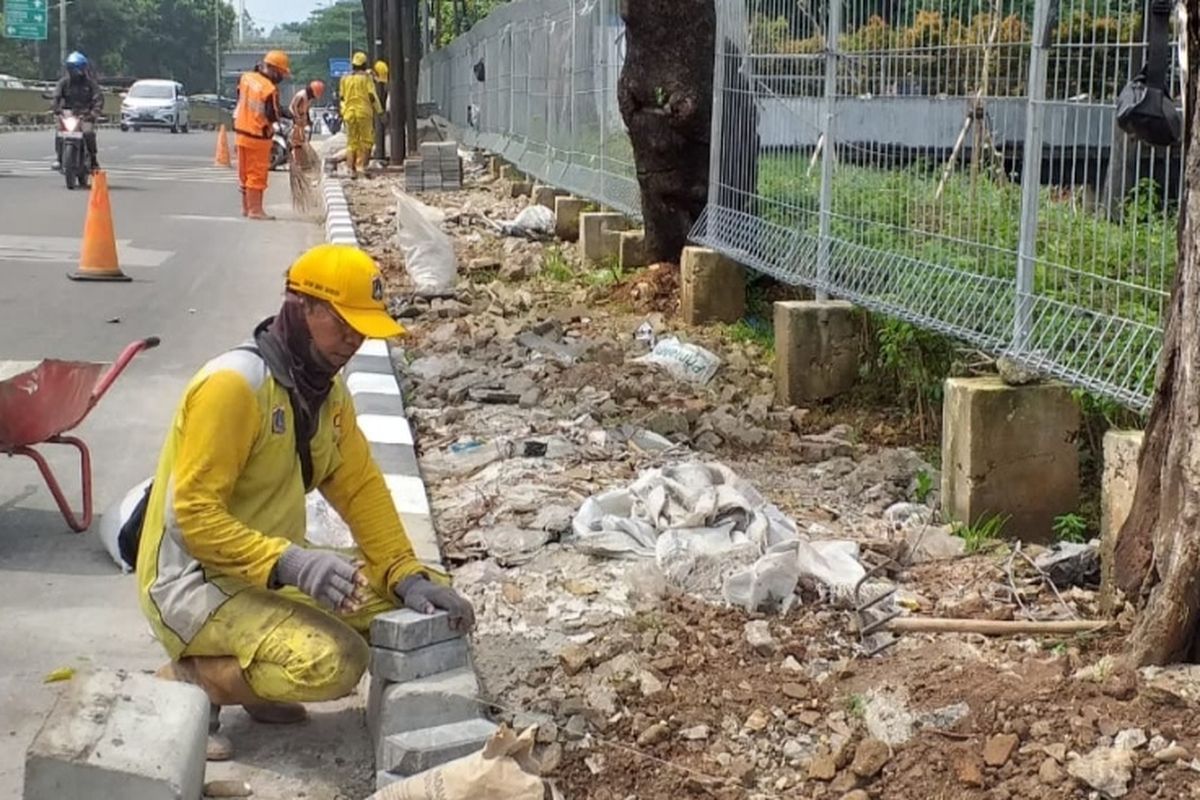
[889,617,1111,636]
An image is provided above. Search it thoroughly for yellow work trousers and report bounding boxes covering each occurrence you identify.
[344,113,375,161]
[182,585,398,703]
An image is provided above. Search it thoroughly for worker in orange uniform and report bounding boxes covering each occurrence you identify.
[339,52,383,179]
[234,50,291,220]
[288,79,325,148]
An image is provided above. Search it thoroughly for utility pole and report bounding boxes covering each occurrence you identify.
[59,0,66,65]
[214,0,221,95]
[237,0,244,43]
[349,6,354,57]
[401,0,417,155]
[387,0,406,161]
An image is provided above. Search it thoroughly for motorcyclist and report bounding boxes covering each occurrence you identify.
[52,51,104,171]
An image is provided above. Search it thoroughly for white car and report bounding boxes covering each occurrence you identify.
[120,79,190,133]
[0,74,26,89]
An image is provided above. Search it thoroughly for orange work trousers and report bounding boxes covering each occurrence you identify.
[236,139,272,192]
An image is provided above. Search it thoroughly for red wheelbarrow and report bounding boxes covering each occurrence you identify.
[0,337,160,532]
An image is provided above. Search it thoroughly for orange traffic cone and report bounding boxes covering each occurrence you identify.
[69,171,130,282]
[214,124,232,167]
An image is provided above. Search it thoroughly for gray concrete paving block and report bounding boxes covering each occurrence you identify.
[368,668,482,745]
[369,637,469,683]
[371,609,462,652]
[24,670,208,800]
[379,718,498,776]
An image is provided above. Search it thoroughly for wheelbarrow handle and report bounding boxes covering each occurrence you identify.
[90,336,161,408]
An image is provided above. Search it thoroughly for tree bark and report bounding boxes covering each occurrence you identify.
[1114,9,1200,666]
[618,0,716,264]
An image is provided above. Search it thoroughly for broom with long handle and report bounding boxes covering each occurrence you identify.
[289,129,322,215]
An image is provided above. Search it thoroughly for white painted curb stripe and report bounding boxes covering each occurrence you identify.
[357,415,414,446]
[347,372,402,396]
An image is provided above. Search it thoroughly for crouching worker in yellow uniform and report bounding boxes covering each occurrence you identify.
[133,243,475,760]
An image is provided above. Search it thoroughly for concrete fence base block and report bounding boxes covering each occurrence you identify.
[24,671,209,800]
[554,197,587,242]
[488,156,502,179]
[680,246,746,325]
[499,165,523,182]
[580,212,629,263]
[773,300,860,404]
[941,377,1080,543]
[1100,430,1144,612]
[510,181,533,199]
[532,185,564,210]
[619,229,648,270]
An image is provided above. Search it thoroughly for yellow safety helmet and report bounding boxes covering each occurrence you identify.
[373,60,389,81]
[263,50,291,77]
[287,245,404,339]
[351,51,369,68]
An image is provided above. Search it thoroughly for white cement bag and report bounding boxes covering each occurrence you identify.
[633,337,721,385]
[392,187,457,292]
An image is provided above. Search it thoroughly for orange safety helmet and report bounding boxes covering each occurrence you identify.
[309,80,326,99]
[263,50,291,77]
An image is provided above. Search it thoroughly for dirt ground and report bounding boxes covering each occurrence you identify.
[345,165,1200,800]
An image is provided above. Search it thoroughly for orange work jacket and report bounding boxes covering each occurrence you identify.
[234,71,278,142]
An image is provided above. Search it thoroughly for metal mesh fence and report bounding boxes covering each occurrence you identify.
[420,0,641,219]
[692,0,1182,411]
[425,0,1182,412]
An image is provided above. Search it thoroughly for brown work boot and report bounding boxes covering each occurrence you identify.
[246,189,274,220]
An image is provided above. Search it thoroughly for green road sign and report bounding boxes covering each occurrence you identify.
[3,0,48,40]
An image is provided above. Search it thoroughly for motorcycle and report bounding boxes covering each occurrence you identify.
[270,117,293,171]
[322,107,342,135]
[57,110,94,191]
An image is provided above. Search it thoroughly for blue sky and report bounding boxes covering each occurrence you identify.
[244,0,323,32]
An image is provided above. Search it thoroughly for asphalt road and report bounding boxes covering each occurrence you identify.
[0,129,333,796]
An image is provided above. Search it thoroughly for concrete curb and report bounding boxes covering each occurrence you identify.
[319,174,492,790]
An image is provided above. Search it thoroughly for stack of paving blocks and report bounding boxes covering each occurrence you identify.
[400,143,464,193]
[369,609,496,789]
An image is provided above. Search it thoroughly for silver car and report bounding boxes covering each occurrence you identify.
[120,79,190,133]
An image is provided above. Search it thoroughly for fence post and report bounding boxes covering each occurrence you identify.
[1015,0,1052,352]
[816,0,843,300]
[706,0,729,242]
[570,0,578,186]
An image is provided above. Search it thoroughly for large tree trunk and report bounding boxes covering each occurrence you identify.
[1114,10,1200,666]
[618,0,715,264]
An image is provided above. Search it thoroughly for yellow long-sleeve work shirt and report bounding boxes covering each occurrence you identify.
[136,345,425,658]
[339,71,383,122]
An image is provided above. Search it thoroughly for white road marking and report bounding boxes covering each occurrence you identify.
[0,235,173,267]
[0,158,237,185]
[346,372,400,396]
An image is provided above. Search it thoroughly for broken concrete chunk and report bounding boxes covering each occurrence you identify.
[743,620,778,656]
[983,733,1019,766]
[1067,746,1134,798]
[24,671,209,800]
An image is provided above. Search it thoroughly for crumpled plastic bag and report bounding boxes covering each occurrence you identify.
[501,205,555,237]
[367,726,547,800]
[392,187,457,292]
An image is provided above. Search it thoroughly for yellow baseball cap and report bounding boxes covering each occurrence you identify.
[351,51,368,68]
[286,244,405,339]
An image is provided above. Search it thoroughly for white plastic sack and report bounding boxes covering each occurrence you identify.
[633,337,721,385]
[502,205,555,236]
[724,542,802,613]
[392,187,457,292]
[96,478,153,573]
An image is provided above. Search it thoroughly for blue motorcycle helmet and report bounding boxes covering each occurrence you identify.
[65,51,88,75]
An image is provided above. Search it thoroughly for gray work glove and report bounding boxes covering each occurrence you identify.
[275,545,361,610]
[396,574,476,632]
